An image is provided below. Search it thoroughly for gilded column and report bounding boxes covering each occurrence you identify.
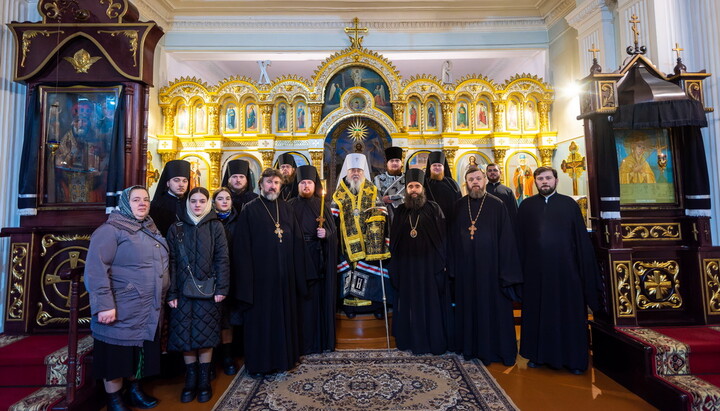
[443,148,457,177]
[492,148,507,184]
[162,106,176,135]
[310,151,324,174]
[260,150,275,169]
[160,152,176,167]
[392,100,407,133]
[441,102,454,133]
[308,103,322,134]
[538,100,551,133]
[260,104,273,134]
[492,101,505,133]
[208,152,222,190]
[207,104,220,136]
[539,148,555,167]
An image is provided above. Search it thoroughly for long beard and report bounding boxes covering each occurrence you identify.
[348,178,364,194]
[262,191,278,201]
[468,187,486,199]
[283,172,295,185]
[405,191,427,210]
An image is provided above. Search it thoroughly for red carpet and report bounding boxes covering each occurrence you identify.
[0,334,70,386]
[0,386,42,411]
[652,327,720,375]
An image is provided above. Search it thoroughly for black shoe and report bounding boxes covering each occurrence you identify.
[346,312,356,319]
[107,391,131,411]
[197,362,213,403]
[181,362,198,403]
[569,368,584,375]
[481,359,491,366]
[527,361,538,368]
[125,380,159,409]
[223,356,238,375]
[247,371,265,380]
[374,311,384,320]
[209,364,216,381]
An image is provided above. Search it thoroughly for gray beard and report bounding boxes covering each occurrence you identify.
[405,191,427,210]
[262,191,278,201]
[469,188,486,199]
[348,178,364,194]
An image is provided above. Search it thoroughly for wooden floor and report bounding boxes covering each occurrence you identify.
[139,334,656,411]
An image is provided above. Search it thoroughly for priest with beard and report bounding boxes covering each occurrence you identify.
[233,168,308,377]
[332,153,392,319]
[277,153,298,201]
[449,166,522,366]
[221,159,258,211]
[517,167,600,374]
[424,151,461,221]
[388,169,447,355]
[150,159,190,236]
[288,165,339,354]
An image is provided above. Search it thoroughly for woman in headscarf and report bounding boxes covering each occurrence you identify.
[166,187,229,404]
[85,186,169,411]
[212,187,241,375]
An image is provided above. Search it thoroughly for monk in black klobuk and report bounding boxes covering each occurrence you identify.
[150,159,190,236]
[389,168,448,355]
[277,153,299,201]
[288,165,339,354]
[221,159,258,212]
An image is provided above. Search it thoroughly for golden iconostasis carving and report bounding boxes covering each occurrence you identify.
[153,45,558,197]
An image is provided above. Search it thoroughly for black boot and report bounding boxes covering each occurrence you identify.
[222,344,238,375]
[197,362,213,403]
[180,362,198,403]
[125,380,159,409]
[106,391,131,411]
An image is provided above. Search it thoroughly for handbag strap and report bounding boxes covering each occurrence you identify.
[174,222,216,296]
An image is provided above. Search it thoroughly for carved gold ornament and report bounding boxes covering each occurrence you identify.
[63,49,102,73]
[633,260,682,310]
[21,30,64,67]
[7,244,29,320]
[703,259,720,315]
[97,30,139,67]
[622,223,681,241]
[99,0,122,18]
[347,118,368,143]
[36,302,90,327]
[614,261,635,317]
[41,234,91,256]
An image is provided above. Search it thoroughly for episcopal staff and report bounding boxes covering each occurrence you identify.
[448,166,522,366]
[288,165,339,354]
[388,169,448,355]
[517,166,600,374]
[233,168,307,377]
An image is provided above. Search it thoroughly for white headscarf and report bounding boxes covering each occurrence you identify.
[186,190,213,225]
[336,153,371,188]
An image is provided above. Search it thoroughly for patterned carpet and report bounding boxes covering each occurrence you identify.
[213,349,518,410]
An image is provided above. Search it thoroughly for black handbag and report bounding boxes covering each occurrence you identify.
[175,222,216,299]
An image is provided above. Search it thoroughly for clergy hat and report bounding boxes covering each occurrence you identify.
[296,165,318,183]
[277,153,297,168]
[221,159,255,191]
[427,151,446,165]
[153,159,191,201]
[384,146,403,161]
[405,168,425,186]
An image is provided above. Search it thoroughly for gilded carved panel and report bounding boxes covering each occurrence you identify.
[702,259,720,315]
[633,260,682,310]
[621,223,682,241]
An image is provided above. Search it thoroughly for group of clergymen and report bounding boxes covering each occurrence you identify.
[150,146,600,377]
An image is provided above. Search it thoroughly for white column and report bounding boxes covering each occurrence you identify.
[566,0,618,75]
[0,0,36,332]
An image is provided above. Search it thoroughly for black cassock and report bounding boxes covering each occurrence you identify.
[233,196,308,374]
[389,201,447,355]
[449,194,522,365]
[280,182,298,202]
[150,191,182,236]
[486,182,518,228]
[231,190,258,213]
[425,178,461,221]
[517,193,600,371]
[288,196,339,354]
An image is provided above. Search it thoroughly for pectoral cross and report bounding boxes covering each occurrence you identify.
[274,223,284,243]
[468,223,477,240]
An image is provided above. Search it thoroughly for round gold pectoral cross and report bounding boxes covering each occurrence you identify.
[410,228,417,238]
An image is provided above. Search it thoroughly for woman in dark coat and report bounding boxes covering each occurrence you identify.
[85,185,169,411]
[166,187,230,403]
[212,187,241,375]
